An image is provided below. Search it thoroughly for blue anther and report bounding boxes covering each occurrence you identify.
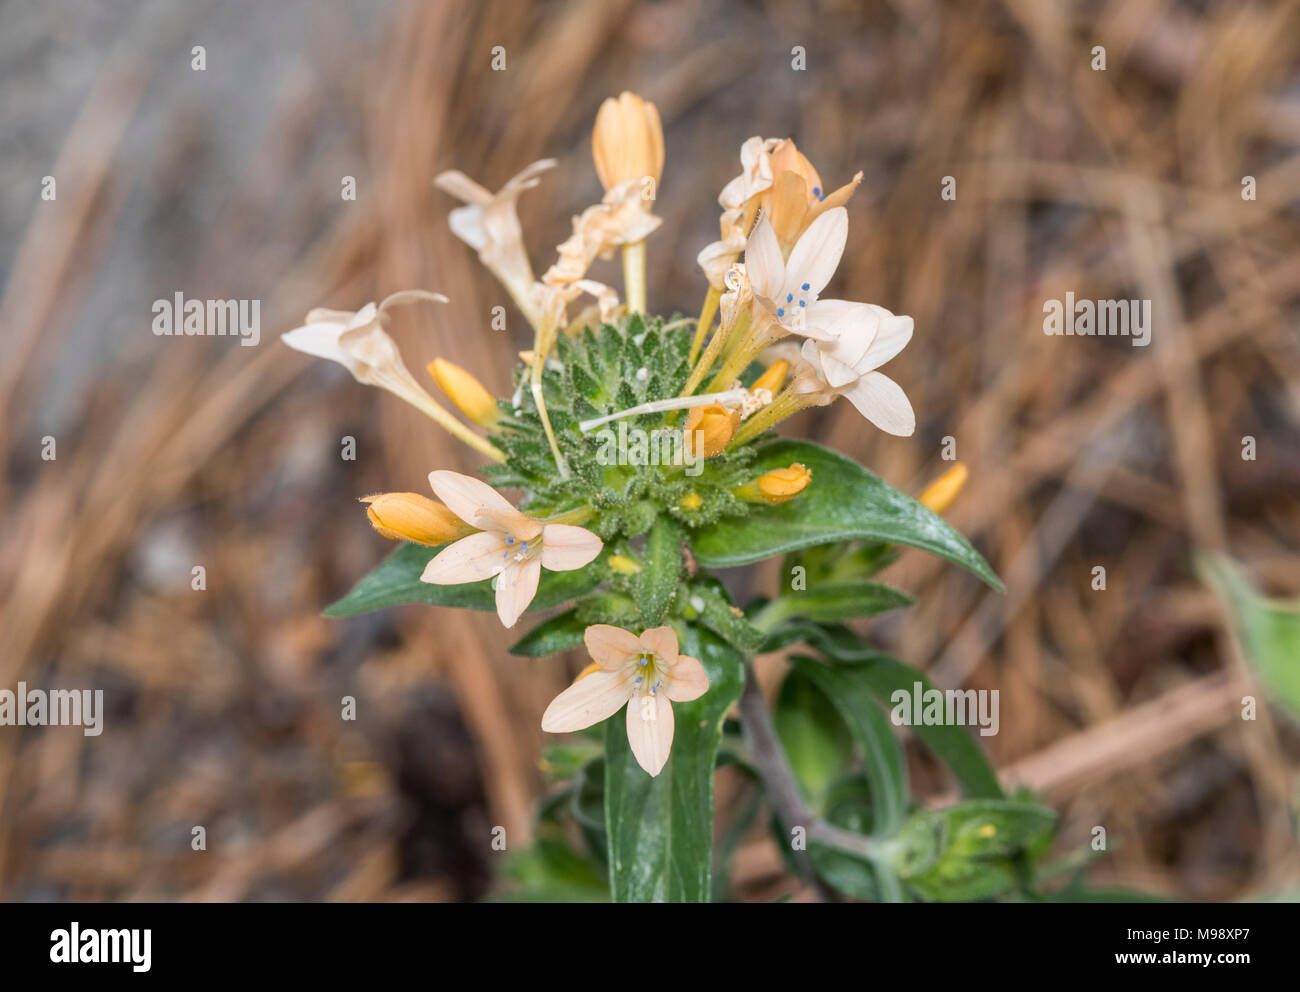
[777,307,785,317]
[812,186,821,198]
[801,282,810,291]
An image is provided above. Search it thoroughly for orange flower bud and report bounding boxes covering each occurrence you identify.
[918,463,968,516]
[735,463,812,505]
[360,493,475,546]
[592,91,664,192]
[427,358,500,428]
[752,358,790,394]
[684,402,741,458]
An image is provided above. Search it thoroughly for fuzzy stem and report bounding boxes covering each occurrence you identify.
[408,391,506,462]
[730,386,810,447]
[623,240,647,313]
[530,358,569,480]
[688,287,721,364]
[541,504,595,526]
[739,661,887,900]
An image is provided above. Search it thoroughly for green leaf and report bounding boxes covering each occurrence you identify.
[760,618,889,661]
[789,656,908,835]
[634,516,683,626]
[685,582,765,654]
[773,667,855,807]
[837,652,1003,799]
[752,580,913,631]
[693,440,1003,591]
[323,542,601,617]
[604,625,744,902]
[1199,553,1300,723]
[510,608,588,656]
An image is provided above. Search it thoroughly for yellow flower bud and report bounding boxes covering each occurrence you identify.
[608,554,642,575]
[360,493,475,546]
[684,402,740,459]
[735,463,812,505]
[592,91,664,192]
[679,491,702,512]
[752,358,790,394]
[918,463,968,516]
[427,358,500,428]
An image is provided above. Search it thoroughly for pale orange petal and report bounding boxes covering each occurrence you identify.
[626,693,675,777]
[494,556,541,628]
[665,654,709,702]
[638,625,679,665]
[420,532,508,584]
[584,624,641,670]
[427,470,520,526]
[540,524,603,571]
[541,670,633,733]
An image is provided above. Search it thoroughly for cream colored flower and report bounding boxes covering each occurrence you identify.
[758,139,862,254]
[718,136,779,211]
[434,160,555,326]
[745,207,849,341]
[541,624,709,777]
[420,471,602,628]
[544,179,662,287]
[765,302,916,436]
[698,137,860,290]
[281,291,505,461]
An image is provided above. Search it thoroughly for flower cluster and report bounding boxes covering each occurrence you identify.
[283,93,918,776]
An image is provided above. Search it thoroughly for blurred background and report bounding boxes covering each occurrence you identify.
[1,0,1298,901]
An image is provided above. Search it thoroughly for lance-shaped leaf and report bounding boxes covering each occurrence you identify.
[604,625,744,902]
[693,440,1003,591]
[323,542,600,617]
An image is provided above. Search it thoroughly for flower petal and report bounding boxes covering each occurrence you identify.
[625,693,675,777]
[584,624,642,670]
[843,371,916,436]
[281,321,355,371]
[428,470,527,529]
[638,625,679,664]
[783,206,847,300]
[665,654,709,702]
[495,555,541,628]
[541,670,633,733]
[540,524,603,571]
[744,215,784,301]
[859,310,913,370]
[420,531,508,584]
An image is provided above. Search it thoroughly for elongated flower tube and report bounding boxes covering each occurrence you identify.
[419,471,602,628]
[434,160,556,329]
[542,624,708,777]
[281,291,504,461]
